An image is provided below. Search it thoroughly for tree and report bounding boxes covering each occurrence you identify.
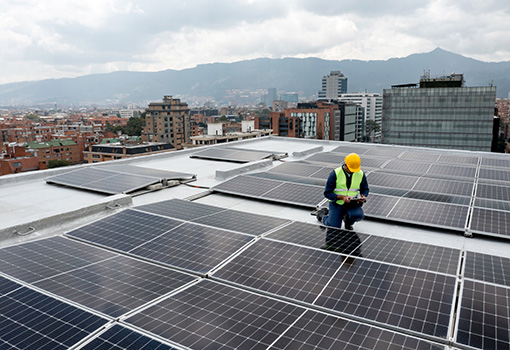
[48,159,70,168]
[365,120,381,143]
[217,115,229,122]
[125,116,145,136]
[26,114,41,122]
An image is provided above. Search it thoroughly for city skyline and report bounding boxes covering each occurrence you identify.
[1,0,509,85]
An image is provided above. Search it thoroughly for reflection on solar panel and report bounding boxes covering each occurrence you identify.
[457,280,510,349]
[45,165,194,194]
[0,236,116,283]
[136,198,225,221]
[190,147,276,163]
[400,151,440,162]
[130,223,255,273]
[363,194,400,218]
[271,310,446,350]
[464,251,510,287]
[388,199,469,230]
[213,239,455,338]
[34,255,197,317]
[82,325,178,350]
[0,286,108,349]
[470,208,510,237]
[212,175,324,208]
[265,221,370,251]
[66,209,183,253]
[476,183,510,202]
[358,236,460,274]
[126,279,306,350]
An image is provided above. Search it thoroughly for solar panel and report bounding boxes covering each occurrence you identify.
[362,194,400,217]
[265,221,370,252]
[400,151,440,162]
[45,167,161,195]
[370,185,410,197]
[0,236,116,283]
[464,251,510,287]
[136,198,225,221]
[480,157,510,168]
[190,147,274,163]
[82,324,179,350]
[130,223,255,273]
[403,191,471,206]
[268,162,326,177]
[389,199,468,230]
[331,145,372,154]
[358,236,461,275]
[263,181,324,207]
[213,239,456,338]
[367,172,419,189]
[213,175,283,196]
[456,280,510,349]
[363,147,404,158]
[473,198,510,211]
[305,152,346,165]
[271,310,446,350]
[427,164,477,179]
[470,208,510,237]
[125,279,306,350]
[479,168,510,182]
[413,177,475,197]
[66,209,183,253]
[383,159,432,174]
[437,154,479,165]
[102,164,194,180]
[0,276,21,296]
[315,259,456,338]
[191,209,290,236]
[476,183,510,202]
[33,255,197,318]
[0,286,108,350]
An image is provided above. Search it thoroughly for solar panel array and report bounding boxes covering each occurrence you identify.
[1,198,508,349]
[213,144,510,239]
[45,164,195,195]
[190,146,286,163]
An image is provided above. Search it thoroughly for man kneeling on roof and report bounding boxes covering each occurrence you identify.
[316,153,369,231]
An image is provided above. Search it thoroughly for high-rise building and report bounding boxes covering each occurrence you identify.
[318,71,348,100]
[142,96,191,149]
[338,93,382,142]
[382,74,497,151]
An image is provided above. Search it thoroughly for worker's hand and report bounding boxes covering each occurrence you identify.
[342,195,351,203]
[359,195,366,203]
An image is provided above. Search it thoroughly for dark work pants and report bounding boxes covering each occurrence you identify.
[322,201,365,229]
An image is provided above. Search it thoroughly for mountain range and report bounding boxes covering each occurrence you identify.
[0,48,509,107]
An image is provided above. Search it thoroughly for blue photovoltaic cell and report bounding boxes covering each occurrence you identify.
[126,279,306,350]
[0,236,116,283]
[0,276,21,296]
[464,251,510,287]
[0,287,108,350]
[470,208,510,237]
[82,325,178,350]
[66,209,182,253]
[34,255,197,318]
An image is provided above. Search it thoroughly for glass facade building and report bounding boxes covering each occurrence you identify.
[382,84,497,151]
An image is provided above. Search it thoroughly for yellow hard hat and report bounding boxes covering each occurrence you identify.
[345,153,361,172]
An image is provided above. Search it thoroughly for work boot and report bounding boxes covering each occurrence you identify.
[344,222,354,230]
[316,208,329,223]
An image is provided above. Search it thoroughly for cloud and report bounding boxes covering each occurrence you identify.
[0,0,509,84]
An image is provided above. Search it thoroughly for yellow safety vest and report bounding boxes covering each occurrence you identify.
[333,167,364,205]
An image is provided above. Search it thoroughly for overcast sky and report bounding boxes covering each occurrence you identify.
[1,0,509,85]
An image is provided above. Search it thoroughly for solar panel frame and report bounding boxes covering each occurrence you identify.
[33,255,197,318]
[0,286,109,350]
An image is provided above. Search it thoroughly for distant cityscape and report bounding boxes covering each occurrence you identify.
[1,69,509,176]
